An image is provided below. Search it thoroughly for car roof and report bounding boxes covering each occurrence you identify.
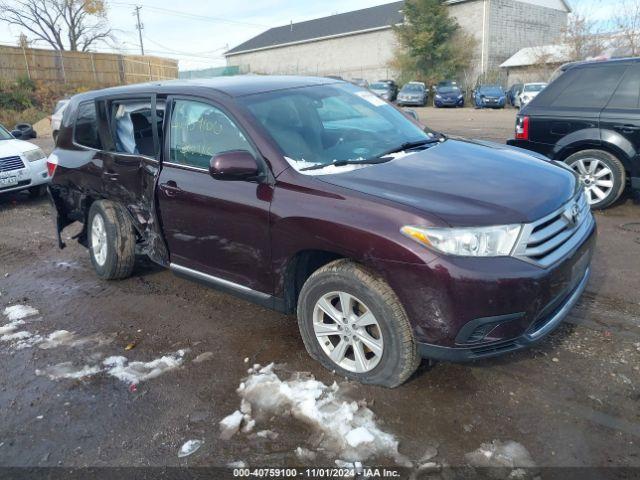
[71,75,342,103]
[562,56,640,72]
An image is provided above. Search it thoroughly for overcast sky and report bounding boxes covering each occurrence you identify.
[0,0,619,71]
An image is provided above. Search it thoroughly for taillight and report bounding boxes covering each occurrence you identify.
[515,116,529,140]
[46,156,58,177]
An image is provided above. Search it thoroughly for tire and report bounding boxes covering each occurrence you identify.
[564,149,626,209]
[297,259,420,388]
[87,200,136,280]
[28,185,45,198]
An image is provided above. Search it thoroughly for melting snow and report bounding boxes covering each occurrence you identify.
[36,362,102,380]
[0,319,25,335]
[222,363,404,463]
[192,351,214,363]
[3,305,39,321]
[1,331,33,341]
[103,350,187,384]
[177,439,203,458]
[465,440,536,470]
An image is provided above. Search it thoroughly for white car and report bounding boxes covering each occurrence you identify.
[0,124,50,197]
[517,82,547,108]
[51,99,70,142]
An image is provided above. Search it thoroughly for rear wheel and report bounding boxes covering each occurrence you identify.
[565,149,626,209]
[88,201,136,280]
[297,259,420,388]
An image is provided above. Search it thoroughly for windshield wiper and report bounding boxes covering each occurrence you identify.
[375,138,438,158]
[300,157,394,172]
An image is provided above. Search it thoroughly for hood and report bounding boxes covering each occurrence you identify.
[0,138,39,157]
[317,139,577,226]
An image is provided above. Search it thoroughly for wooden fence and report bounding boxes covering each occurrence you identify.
[0,45,178,86]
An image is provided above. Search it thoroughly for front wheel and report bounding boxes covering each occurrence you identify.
[88,200,136,280]
[565,149,626,209]
[297,260,420,388]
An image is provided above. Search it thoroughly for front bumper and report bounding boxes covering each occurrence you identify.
[417,265,590,361]
[435,97,464,107]
[0,157,50,194]
[373,218,596,360]
[397,98,425,106]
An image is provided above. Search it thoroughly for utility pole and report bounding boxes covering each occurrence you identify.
[134,6,145,55]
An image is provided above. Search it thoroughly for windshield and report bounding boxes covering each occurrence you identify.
[478,86,503,96]
[241,83,433,171]
[369,82,389,90]
[401,84,424,93]
[0,125,13,140]
[437,86,460,94]
[524,84,546,92]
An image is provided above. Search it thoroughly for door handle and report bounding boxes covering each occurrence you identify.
[159,181,183,197]
[103,172,119,181]
[613,124,640,132]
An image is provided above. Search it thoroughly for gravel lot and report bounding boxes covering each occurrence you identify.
[1,107,639,476]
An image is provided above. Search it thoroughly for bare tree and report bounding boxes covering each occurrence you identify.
[0,0,113,51]
[561,11,605,61]
[613,0,640,56]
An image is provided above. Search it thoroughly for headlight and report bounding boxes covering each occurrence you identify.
[23,148,46,162]
[522,96,529,102]
[435,94,441,99]
[401,224,522,257]
[457,94,463,99]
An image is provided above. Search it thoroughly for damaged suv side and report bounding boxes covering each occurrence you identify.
[49,77,596,387]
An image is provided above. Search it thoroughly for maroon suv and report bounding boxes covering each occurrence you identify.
[48,76,596,387]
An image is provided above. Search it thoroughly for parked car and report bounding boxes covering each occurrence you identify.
[49,77,595,387]
[473,85,506,109]
[508,57,640,209]
[433,84,464,108]
[351,78,369,88]
[396,82,428,106]
[51,98,70,142]
[0,123,49,197]
[506,83,523,107]
[517,83,547,108]
[369,81,396,101]
[377,79,399,100]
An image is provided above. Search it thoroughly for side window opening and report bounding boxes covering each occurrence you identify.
[169,99,256,169]
[605,65,640,110]
[74,101,102,150]
[110,99,165,158]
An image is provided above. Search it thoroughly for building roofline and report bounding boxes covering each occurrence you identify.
[225,25,396,57]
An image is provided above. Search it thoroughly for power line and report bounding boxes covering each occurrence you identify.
[110,1,271,29]
[134,5,144,55]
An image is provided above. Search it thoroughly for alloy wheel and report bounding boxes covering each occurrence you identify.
[569,157,614,205]
[91,213,108,266]
[312,291,384,373]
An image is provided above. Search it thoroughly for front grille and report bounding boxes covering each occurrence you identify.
[0,156,25,173]
[514,190,592,268]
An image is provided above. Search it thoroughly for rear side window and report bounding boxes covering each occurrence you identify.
[605,65,640,109]
[74,101,102,149]
[549,65,626,109]
[169,99,255,169]
[109,98,164,158]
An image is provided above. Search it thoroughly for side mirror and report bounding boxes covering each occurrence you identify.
[11,129,23,139]
[402,108,419,121]
[209,150,260,181]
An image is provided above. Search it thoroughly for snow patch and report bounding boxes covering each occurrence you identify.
[227,460,247,468]
[192,351,214,363]
[0,319,25,335]
[219,410,244,440]
[3,305,39,321]
[38,330,113,350]
[465,440,536,471]
[1,330,33,341]
[226,363,403,463]
[36,362,102,380]
[103,349,187,384]
[177,439,203,458]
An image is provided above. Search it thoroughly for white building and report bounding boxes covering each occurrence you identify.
[225,0,571,82]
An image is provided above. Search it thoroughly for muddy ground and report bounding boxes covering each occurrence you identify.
[1,108,639,477]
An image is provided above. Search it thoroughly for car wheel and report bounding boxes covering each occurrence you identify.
[297,259,420,388]
[565,150,626,209]
[28,185,46,198]
[88,200,136,280]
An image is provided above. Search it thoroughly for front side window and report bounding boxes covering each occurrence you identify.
[74,101,102,150]
[241,83,432,170]
[169,99,255,169]
[0,124,13,140]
